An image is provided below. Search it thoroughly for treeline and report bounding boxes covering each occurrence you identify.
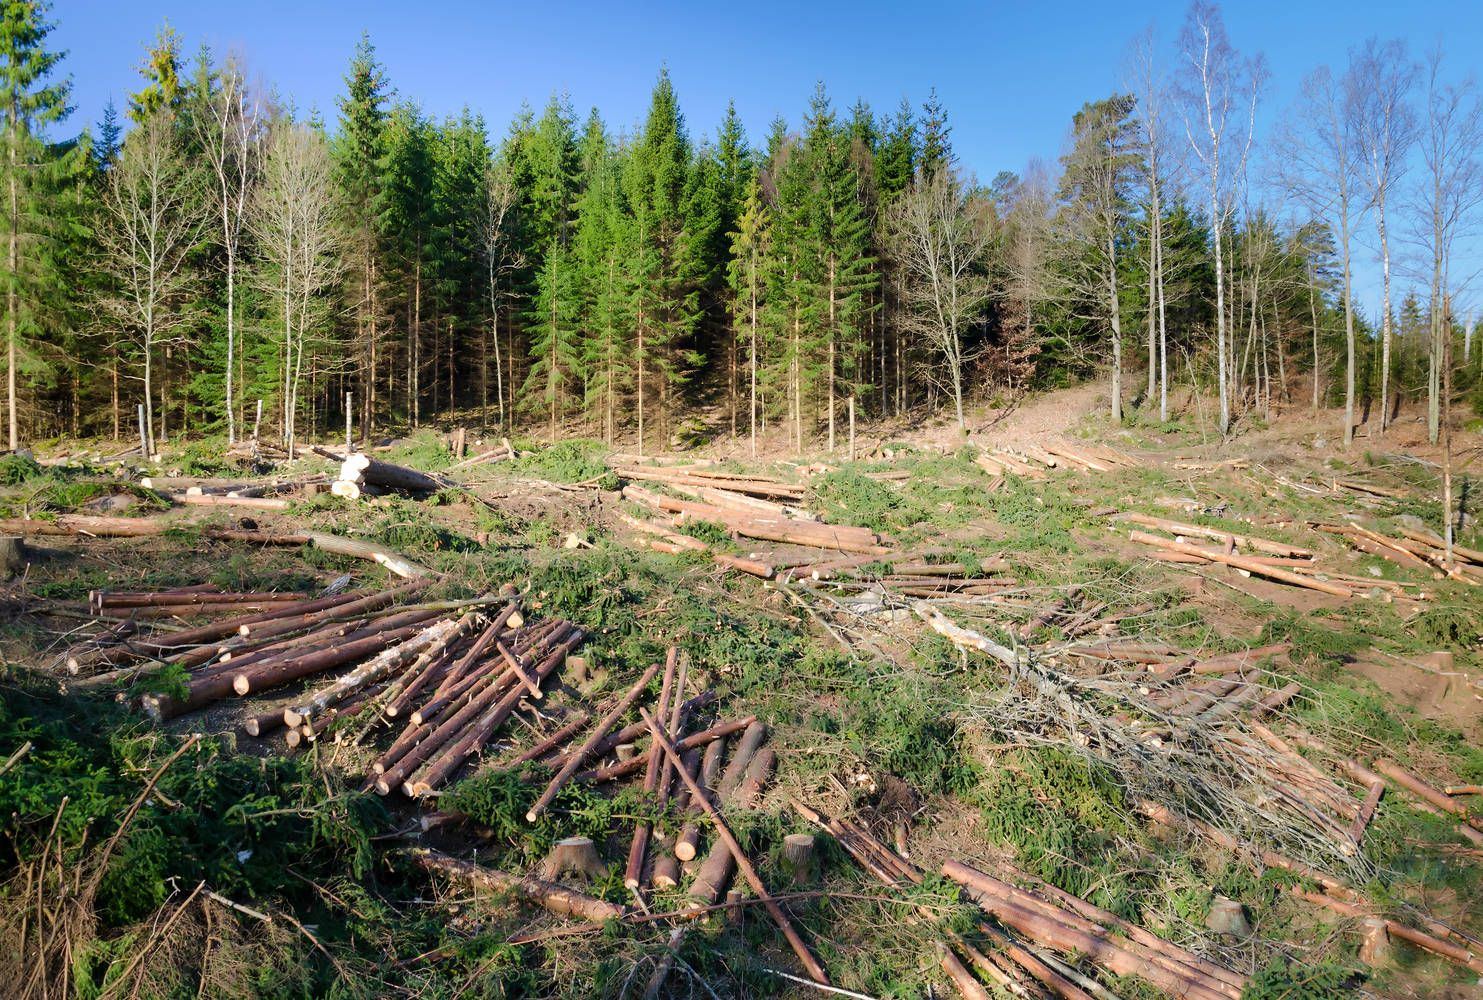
[1,2,1480,455]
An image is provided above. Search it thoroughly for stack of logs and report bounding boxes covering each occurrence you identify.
[795,800,1247,1000]
[332,452,445,501]
[1115,511,1430,601]
[623,484,889,556]
[975,441,1139,484]
[1317,521,1483,585]
[417,652,836,986]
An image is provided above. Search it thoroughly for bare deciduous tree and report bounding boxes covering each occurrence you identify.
[251,120,343,456]
[1347,38,1416,435]
[97,111,207,455]
[197,54,262,445]
[479,161,519,429]
[1416,46,1483,444]
[1274,65,1362,445]
[887,169,993,432]
[1176,1,1262,437]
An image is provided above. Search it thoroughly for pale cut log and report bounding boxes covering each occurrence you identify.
[640,708,831,985]
[302,530,432,579]
[1114,512,1313,557]
[538,837,605,882]
[339,452,442,494]
[410,849,627,923]
[1128,531,1353,597]
[284,615,469,726]
[168,492,291,512]
[525,661,660,822]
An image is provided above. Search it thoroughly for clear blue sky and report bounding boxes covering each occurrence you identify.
[53,0,1483,315]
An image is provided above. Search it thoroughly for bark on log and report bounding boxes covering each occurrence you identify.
[737,748,777,807]
[410,848,626,922]
[525,661,660,822]
[641,708,831,985]
[340,452,442,494]
[1372,759,1483,836]
[937,941,993,1000]
[284,615,469,726]
[676,737,727,862]
[1128,531,1352,597]
[715,720,767,806]
[405,627,585,794]
[1295,888,1483,975]
[578,716,756,785]
[1113,512,1313,558]
[626,649,678,889]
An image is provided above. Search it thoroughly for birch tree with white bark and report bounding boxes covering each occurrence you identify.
[96,110,207,456]
[251,120,343,455]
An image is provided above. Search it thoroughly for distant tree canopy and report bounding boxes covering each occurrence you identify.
[2,6,1480,452]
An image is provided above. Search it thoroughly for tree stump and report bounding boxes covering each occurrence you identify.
[1359,917,1392,966]
[782,833,817,884]
[0,536,25,578]
[615,743,638,762]
[1204,896,1252,938]
[538,837,606,883]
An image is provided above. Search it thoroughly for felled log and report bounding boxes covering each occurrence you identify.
[641,709,831,985]
[1372,759,1483,836]
[715,720,767,806]
[676,737,727,862]
[284,614,472,726]
[575,716,755,785]
[525,662,661,822]
[937,942,993,1000]
[1113,512,1313,558]
[95,590,306,610]
[167,492,292,512]
[339,452,442,495]
[1128,531,1352,597]
[397,626,585,796]
[410,848,627,922]
[1294,888,1483,975]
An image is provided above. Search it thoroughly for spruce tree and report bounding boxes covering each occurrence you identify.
[0,0,71,448]
[377,101,433,424]
[333,32,390,436]
[727,176,770,455]
[572,110,628,440]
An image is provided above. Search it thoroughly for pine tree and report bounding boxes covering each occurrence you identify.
[0,0,71,448]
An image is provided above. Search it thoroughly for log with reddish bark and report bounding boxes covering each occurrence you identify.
[575,716,756,785]
[676,737,727,863]
[96,590,306,610]
[625,648,677,889]
[1295,888,1483,976]
[943,861,1237,1000]
[410,848,627,922]
[640,709,831,986]
[524,661,661,822]
[715,719,767,806]
[373,623,573,789]
[937,941,993,1000]
[1372,759,1483,837]
[541,691,716,772]
[403,627,585,795]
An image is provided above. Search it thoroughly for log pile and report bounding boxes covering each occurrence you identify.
[794,800,1246,1000]
[975,441,1140,481]
[1115,511,1431,601]
[622,484,889,555]
[333,452,446,500]
[614,464,806,503]
[1316,521,1483,585]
